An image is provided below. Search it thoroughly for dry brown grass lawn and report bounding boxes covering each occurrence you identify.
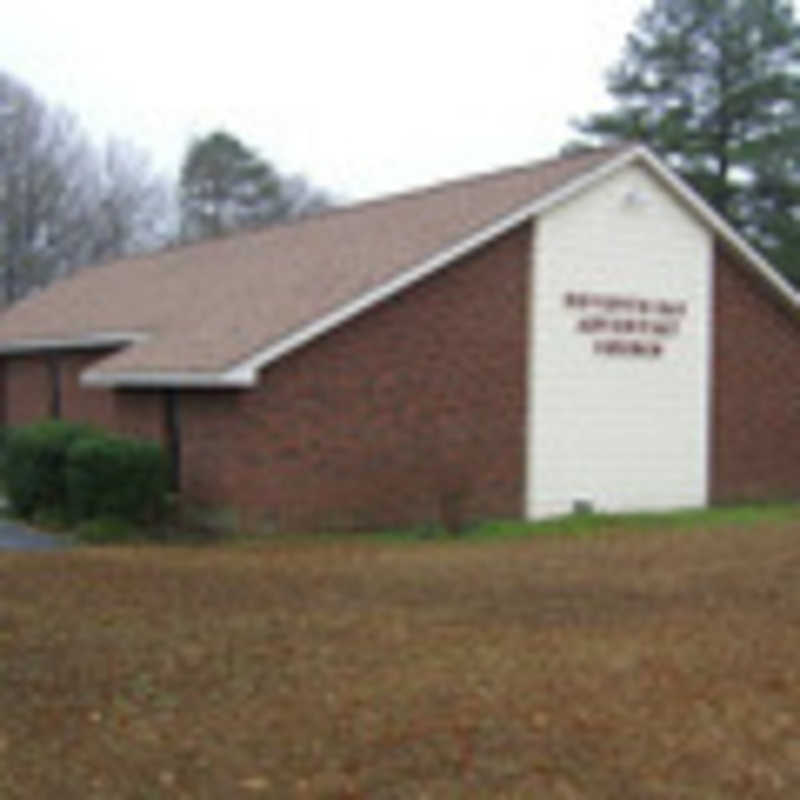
[3,521,800,798]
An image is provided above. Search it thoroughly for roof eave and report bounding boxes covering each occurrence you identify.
[0,331,147,355]
[631,146,800,312]
[80,368,255,389]
[219,145,647,387]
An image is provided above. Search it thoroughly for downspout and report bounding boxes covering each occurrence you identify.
[48,353,61,419]
[164,389,181,492]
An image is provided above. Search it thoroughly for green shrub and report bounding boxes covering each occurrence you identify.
[31,506,71,531]
[5,421,168,528]
[66,433,167,525]
[6,420,94,519]
[75,515,138,544]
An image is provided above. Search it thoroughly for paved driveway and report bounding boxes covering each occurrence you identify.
[0,519,70,551]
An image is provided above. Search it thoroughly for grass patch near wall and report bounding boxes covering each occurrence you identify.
[6,499,799,549]
[351,501,800,545]
[3,518,800,797]
[469,501,800,540]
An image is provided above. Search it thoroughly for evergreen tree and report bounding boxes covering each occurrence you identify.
[577,0,800,284]
[179,131,330,242]
[179,131,281,240]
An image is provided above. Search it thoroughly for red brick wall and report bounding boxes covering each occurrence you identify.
[3,349,164,446]
[60,350,117,428]
[6,354,52,425]
[112,391,166,445]
[179,222,533,531]
[711,244,800,503]
[5,349,120,429]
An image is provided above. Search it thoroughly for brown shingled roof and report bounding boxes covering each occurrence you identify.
[0,144,633,383]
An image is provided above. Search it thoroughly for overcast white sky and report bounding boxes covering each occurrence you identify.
[3,0,654,202]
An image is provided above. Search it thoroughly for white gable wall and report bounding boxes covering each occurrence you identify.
[526,163,713,519]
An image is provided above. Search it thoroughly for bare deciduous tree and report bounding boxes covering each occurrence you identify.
[86,138,171,264]
[0,72,170,304]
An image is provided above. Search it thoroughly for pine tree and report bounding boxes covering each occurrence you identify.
[179,131,283,241]
[178,131,330,242]
[577,0,800,284]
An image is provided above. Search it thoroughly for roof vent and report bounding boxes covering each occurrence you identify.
[622,188,648,210]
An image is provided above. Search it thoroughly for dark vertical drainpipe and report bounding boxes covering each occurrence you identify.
[48,353,61,419]
[0,359,7,430]
[164,389,181,492]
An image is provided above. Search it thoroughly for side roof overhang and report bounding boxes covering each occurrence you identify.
[0,332,148,356]
[15,144,799,389]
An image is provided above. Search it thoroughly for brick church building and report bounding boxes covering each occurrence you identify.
[0,143,797,530]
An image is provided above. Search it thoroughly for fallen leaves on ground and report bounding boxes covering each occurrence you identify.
[2,522,800,797]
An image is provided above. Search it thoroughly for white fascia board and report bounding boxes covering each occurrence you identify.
[224,147,644,386]
[80,369,253,389]
[226,144,798,387]
[0,331,147,355]
[631,146,800,308]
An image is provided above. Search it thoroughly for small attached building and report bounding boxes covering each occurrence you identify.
[0,143,798,530]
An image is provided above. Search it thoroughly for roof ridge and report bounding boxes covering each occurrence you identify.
[276,141,631,228]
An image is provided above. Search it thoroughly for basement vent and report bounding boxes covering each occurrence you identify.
[572,499,594,515]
